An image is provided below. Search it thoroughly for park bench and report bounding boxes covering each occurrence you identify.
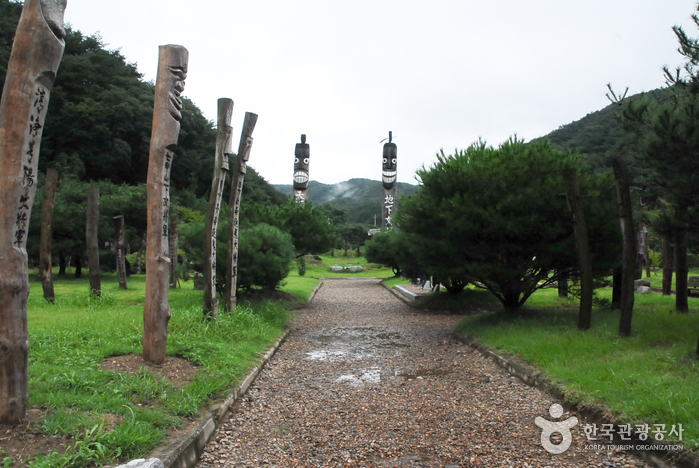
[688,276,699,296]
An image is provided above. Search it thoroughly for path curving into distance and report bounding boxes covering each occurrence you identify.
[198,278,648,467]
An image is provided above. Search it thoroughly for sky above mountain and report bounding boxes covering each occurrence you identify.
[63,0,697,185]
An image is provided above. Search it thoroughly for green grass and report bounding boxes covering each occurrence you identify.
[455,285,699,449]
[291,254,395,279]
[20,270,291,467]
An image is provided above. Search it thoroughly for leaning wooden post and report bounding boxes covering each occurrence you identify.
[86,186,101,297]
[612,156,636,337]
[113,215,128,290]
[169,214,179,289]
[39,168,59,302]
[381,131,397,230]
[563,168,593,331]
[143,45,188,364]
[224,112,258,313]
[0,0,66,424]
[204,98,234,318]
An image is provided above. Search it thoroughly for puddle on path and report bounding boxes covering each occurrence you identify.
[307,327,409,361]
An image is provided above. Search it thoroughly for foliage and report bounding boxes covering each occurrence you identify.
[236,224,295,292]
[398,138,620,310]
[365,231,410,276]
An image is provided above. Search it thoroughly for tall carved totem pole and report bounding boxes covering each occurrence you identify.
[0,0,67,424]
[143,45,188,364]
[293,134,310,202]
[224,112,257,313]
[204,98,234,319]
[381,131,397,230]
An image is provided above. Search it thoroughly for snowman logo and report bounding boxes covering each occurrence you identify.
[534,403,578,454]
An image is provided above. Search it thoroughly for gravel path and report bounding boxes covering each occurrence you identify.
[198,279,649,467]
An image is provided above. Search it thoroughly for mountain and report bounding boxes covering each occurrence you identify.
[273,178,418,225]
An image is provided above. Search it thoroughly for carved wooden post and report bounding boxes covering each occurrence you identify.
[612,156,636,337]
[0,0,66,424]
[224,112,258,313]
[292,134,310,203]
[382,131,397,230]
[563,168,593,331]
[86,186,101,297]
[39,168,59,302]
[143,45,188,364]
[169,215,179,289]
[113,215,127,290]
[204,98,234,318]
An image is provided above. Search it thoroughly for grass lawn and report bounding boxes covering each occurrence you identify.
[5,270,295,467]
[454,283,699,450]
[291,254,396,279]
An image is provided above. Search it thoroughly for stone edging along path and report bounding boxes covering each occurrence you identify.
[384,282,699,468]
[111,281,325,468]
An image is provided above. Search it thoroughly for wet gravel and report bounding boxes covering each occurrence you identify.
[198,279,650,467]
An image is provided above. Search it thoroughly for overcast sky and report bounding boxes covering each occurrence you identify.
[63,0,697,186]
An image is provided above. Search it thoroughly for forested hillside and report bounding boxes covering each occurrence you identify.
[274,179,417,224]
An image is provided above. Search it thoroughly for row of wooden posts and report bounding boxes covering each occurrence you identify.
[0,0,255,423]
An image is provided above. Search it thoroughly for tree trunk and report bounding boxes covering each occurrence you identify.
[612,157,636,337]
[113,215,127,290]
[169,215,179,289]
[86,186,101,296]
[662,235,674,296]
[205,99,233,317]
[0,0,66,424]
[224,112,258,313]
[136,234,145,274]
[674,206,689,312]
[611,267,622,309]
[143,45,188,364]
[73,252,82,279]
[563,168,593,331]
[39,168,59,302]
[58,251,67,275]
[557,270,568,298]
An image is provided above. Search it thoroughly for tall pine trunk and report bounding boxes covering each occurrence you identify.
[114,215,128,290]
[612,157,636,337]
[662,235,674,296]
[86,187,101,296]
[674,205,689,312]
[39,168,59,302]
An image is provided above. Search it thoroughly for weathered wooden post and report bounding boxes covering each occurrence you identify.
[0,0,66,424]
[381,131,397,230]
[143,45,188,364]
[204,98,234,318]
[169,214,179,289]
[39,168,59,302]
[612,156,636,337]
[224,112,258,313]
[292,134,310,202]
[113,215,127,290]
[563,168,593,331]
[86,186,101,297]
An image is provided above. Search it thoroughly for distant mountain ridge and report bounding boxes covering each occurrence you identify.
[273,178,418,224]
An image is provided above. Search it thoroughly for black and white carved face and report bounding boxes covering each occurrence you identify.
[382,142,397,189]
[168,65,187,122]
[293,137,310,189]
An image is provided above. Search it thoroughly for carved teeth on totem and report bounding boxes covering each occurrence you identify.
[382,171,397,183]
[294,171,309,183]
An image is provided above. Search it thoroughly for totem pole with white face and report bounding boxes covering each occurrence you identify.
[382,131,397,230]
[293,134,310,202]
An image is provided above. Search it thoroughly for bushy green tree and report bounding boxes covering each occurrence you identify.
[235,224,294,292]
[398,138,620,310]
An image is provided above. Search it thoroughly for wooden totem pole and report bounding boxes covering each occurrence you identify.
[293,134,310,203]
[224,112,257,313]
[381,131,397,230]
[39,168,59,302]
[0,0,67,424]
[143,45,188,364]
[204,98,234,319]
[86,186,101,297]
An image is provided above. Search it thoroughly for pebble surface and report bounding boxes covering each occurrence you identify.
[198,279,649,467]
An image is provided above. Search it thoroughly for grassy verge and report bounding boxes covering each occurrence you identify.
[299,254,395,278]
[12,271,292,467]
[455,285,699,449]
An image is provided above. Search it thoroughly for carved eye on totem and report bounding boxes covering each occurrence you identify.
[304,158,309,164]
[392,158,397,164]
[295,157,299,163]
[383,158,387,164]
